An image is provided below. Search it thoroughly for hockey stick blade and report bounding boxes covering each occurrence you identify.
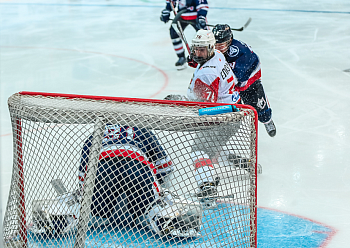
[243,17,252,29]
[228,17,252,31]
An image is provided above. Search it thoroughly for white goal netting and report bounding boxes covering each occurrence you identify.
[3,92,257,248]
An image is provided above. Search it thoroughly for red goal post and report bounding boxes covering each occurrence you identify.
[4,91,258,248]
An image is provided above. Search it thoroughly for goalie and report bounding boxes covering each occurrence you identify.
[32,124,202,238]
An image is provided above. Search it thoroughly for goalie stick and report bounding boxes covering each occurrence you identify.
[51,179,68,195]
[169,17,252,32]
[51,179,80,206]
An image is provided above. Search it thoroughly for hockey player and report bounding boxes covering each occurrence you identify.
[212,24,276,137]
[166,29,245,208]
[160,0,209,69]
[32,124,202,237]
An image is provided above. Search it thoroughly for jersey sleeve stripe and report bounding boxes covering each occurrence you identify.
[235,69,261,92]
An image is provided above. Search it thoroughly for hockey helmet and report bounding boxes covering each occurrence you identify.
[212,24,233,53]
[191,29,216,65]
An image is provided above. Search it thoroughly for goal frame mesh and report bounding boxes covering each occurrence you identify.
[3,91,258,248]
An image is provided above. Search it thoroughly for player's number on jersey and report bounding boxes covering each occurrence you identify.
[104,125,135,141]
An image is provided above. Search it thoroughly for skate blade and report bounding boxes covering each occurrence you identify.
[176,64,187,70]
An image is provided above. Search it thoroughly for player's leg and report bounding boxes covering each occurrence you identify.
[119,157,202,237]
[190,123,239,207]
[169,22,189,69]
[240,79,276,137]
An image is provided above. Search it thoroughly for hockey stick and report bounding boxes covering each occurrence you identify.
[169,2,191,54]
[169,17,252,32]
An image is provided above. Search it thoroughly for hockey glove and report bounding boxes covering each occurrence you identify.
[196,16,207,30]
[160,9,170,23]
[187,55,198,68]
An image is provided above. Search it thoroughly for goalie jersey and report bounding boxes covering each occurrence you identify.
[78,124,172,188]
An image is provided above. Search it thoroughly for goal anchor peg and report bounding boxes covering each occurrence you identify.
[198,105,239,116]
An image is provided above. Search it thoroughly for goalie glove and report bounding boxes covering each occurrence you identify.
[141,190,202,237]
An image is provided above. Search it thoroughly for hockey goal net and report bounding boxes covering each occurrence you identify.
[3,92,257,248]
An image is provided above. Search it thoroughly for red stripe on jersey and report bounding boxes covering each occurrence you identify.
[181,15,197,21]
[100,149,160,177]
[227,76,234,83]
[153,182,160,193]
[235,69,261,92]
[175,46,183,51]
[157,161,172,169]
[99,149,152,167]
[194,158,214,169]
[148,162,157,175]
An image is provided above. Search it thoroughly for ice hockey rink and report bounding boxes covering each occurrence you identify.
[0,0,350,247]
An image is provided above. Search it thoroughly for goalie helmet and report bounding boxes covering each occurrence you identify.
[191,29,216,65]
[142,190,202,237]
[212,24,233,54]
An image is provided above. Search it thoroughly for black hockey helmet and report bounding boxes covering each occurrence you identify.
[212,24,233,44]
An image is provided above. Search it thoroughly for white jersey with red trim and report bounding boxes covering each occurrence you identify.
[187,50,240,104]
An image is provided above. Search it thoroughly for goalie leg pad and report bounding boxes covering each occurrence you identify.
[31,196,80,235]
[144,190,202,237]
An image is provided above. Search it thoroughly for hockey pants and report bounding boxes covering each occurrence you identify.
[240,79,272,123]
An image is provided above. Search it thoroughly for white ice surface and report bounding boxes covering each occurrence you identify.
[1,0,350,247]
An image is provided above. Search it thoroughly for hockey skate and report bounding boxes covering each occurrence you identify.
[264,119,276,137]
[175,57,187,70]
[228,154,262,174]
[195,180,220,209]
[228,154,251,169]
[140,189,202,237]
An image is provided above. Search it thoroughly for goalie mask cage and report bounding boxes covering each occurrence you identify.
[3,92,257,248]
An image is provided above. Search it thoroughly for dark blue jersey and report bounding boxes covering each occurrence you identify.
[224,39,261,91]
[165,0,208,20]
[78,124,171,187]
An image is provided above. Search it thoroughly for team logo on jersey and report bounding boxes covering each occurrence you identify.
[231,92,240,104]
[257,97,266,109]
[228,45,239,57]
